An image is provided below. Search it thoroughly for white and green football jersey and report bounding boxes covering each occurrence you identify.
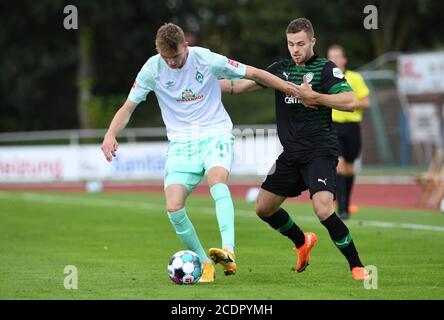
[128,46,247,141]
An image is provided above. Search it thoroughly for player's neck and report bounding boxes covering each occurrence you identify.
[296,52,315,66]
[177,48,189,69]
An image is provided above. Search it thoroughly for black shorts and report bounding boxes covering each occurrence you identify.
[261,153,338,199]
[333,122,362,163]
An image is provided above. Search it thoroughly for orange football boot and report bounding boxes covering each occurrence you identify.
[292,232,318,273]
[352,267,369,281]
[209,247,237,276]
[198,262,216,283]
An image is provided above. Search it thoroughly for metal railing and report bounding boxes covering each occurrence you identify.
[0,125,278,145]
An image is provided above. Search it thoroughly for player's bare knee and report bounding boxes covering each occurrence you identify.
[312,192,334,220]
[255,202,273,218]
[207,167,229,187]
[164,184,187,212]
[167,203,185,213]
[208,176,227,188]
[314,205,333,220]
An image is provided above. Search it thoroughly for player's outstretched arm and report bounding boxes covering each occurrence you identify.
[289,76,355,112]
[101,99,137,162]
[219,79,263,94]
[244,66,297,96]
[315,91,355,112]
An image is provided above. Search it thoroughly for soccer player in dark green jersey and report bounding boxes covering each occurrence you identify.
[220,18,368,280]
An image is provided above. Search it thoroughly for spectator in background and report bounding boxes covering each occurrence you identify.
[328,45,370,220]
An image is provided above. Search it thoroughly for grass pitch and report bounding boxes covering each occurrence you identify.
[0,191,443,300]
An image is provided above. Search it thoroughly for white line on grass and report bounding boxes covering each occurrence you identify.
[1,192,444,233]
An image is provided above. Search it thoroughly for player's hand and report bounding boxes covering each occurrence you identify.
[296,76,320,109]
[101,135,119,162]
[287,80,318,109]
[285,81,300,97]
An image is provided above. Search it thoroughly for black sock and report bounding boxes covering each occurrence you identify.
[344,175,355,211]
[321,212,363,270]
[336,174,348,214]
[260,208,305,248]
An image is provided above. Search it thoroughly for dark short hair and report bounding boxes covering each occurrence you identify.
[286,18,314,38]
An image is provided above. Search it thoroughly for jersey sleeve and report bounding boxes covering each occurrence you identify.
[265,62,281,75]
[127,58,157,105]
[208,52,247,80]
[320,61,353,94]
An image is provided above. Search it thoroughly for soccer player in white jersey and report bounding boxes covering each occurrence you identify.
[101,23,298,283]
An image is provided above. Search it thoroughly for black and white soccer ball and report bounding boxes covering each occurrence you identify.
[167,250,202,285]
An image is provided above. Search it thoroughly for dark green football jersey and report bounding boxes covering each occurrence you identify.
[265,54,352,163]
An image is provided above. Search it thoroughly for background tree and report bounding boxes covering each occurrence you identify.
[0,0,443,132]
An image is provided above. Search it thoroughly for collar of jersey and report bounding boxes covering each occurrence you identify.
[303,53,319,66]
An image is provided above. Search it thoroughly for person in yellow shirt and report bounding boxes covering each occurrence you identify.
[328,45,370,220]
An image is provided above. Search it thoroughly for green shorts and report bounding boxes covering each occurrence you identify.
[164,134,234,192]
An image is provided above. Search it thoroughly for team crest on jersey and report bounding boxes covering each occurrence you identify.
[195,70,204,84]
[304,72,314,83]
[176,89,204,102]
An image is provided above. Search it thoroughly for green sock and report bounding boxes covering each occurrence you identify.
[167,208,208,261]
[210,183,235,251]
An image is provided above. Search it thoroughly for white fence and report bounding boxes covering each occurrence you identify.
[0,128,283,183]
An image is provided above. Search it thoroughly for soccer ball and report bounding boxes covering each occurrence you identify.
[245,187,260,203]
[167,250,202,285]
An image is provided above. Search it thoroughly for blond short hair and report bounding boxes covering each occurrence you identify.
[155,23,186,54]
